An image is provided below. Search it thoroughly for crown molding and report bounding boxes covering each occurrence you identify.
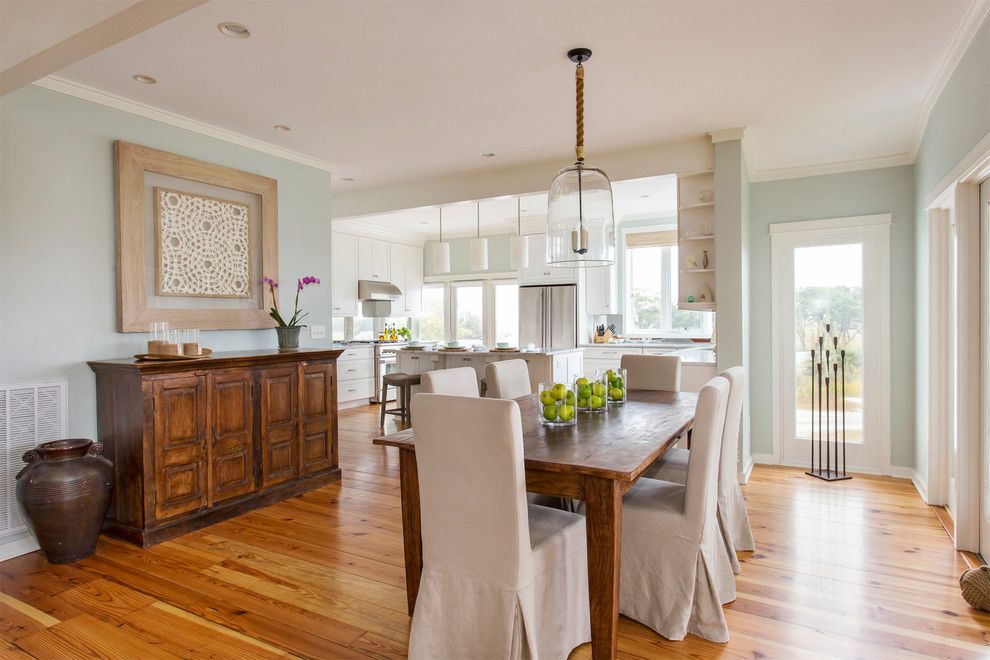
[709,127,746,143]
[749,152,914,183]
[331,221,426,246]
[32,76,337,173]
[909,0,990,161]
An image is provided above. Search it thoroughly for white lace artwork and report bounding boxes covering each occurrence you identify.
[157,188,251,297]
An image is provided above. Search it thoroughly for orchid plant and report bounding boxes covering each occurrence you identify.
[262,275,320,327]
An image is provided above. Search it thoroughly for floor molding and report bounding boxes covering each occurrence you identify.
[930,505,986,569]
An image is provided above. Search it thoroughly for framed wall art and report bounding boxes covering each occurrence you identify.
[114,141,278,331]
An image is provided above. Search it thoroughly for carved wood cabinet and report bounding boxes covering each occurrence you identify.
[88,349,342,546]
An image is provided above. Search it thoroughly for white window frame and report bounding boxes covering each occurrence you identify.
[415,282,447,343]
[490,278,520,347]
[624,243,713,337]
[422,275,520,345]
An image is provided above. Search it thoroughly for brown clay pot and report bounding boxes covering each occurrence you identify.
[15,439,113,563]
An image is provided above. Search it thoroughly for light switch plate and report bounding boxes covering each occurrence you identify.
[310,325,326,339]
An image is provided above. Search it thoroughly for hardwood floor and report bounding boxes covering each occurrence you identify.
[2,404,987,658]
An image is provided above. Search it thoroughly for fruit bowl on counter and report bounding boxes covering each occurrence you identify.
[538,382,577,426]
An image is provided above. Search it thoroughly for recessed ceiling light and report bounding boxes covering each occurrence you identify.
[419,221,429,225]
[218,22,250,38]
[341,177,355,182]
[132,74,156,84]
[479,152,495,158]
[639,193,650,198]
[273,124,291,132]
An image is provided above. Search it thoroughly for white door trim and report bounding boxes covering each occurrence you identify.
[926,208,952,506]
[769,214,892,475]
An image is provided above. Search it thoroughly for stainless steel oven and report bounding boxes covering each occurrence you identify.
[371,341,406,403]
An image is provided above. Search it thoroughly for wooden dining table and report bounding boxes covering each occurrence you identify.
[373,389,698,660]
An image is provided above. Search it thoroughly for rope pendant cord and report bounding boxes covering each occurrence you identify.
[575,63,585,162]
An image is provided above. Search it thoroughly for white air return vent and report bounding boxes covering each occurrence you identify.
[0,382,67,559]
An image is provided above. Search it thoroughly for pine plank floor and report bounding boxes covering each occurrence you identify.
[2,404,987,658]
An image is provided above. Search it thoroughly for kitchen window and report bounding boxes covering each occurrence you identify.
[417,283,445,342]
[492,280,519,347]
[451,281,485,346]
[625,241,713,337]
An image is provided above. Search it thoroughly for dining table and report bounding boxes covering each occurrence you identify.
[373,388,698,660]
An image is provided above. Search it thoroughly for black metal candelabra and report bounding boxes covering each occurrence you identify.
[806,323,852,481]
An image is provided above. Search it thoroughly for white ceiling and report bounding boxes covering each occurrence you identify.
[47,0,977,186]
[332,174,678,240]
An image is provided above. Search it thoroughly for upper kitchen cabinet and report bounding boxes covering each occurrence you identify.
[358,237,390,281]
[331,232,359,316]
[518,233,576,285]
[584,261,617,315]
[389,243,424,316]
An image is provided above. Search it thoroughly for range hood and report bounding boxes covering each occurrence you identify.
[358,279,402,317]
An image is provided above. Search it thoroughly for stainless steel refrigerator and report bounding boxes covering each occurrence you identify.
[519,284,577,349]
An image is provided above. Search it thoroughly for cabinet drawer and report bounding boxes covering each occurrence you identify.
[339,346,373,362]
[642,348,675,356]
[582,347,642,359]
[583,357,621,375]
[338,377,374,402]
[338,359,374,381]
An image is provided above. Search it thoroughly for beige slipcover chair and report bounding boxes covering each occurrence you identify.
[486,359,532,400]
[645,366,756,575]
[615,376,735,643]
[420,366,479,396]
[620,354,681,391]
[408,394,591,659]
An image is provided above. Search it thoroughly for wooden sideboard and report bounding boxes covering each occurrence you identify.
[88,348,343,546]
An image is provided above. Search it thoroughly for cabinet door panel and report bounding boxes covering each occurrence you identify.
[260,367,299,487]
[300,362,336,474]
[332,233,359,316]
[209,370,256,503]
[153,376,208,520]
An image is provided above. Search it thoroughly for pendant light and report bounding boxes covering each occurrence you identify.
[470,202,488,271]
[510,197,529,270]
[431,206,451,274]
[546,47,615,268]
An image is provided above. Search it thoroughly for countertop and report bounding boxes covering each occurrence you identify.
[668,347,717,366]
[580,341,713,349]
[397,347,581,357]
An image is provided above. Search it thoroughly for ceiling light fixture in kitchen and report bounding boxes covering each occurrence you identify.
[546,47,615,268]
[470,202,488,271]
[510,197,529,270]
[273,124,291,132]
[218,22,251,38]
[432,206,451,274]
[132,74,156,84]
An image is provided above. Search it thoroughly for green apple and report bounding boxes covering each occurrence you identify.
[542,403,558,421]
[606,369,617,384]
[591,383,606,397]
[609,387,624,400]
[577,384,592,400]
[558,404,575,421]
[577,397,589,408]
[575,377,590,386]
[540,389,556,406]
[589,395,603,409]
[564,390,576,405]
[612,376,624,389]
[551,383,567,400]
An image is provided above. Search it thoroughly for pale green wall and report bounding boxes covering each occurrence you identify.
[749,165,916,467]
[423,234,516,276]
[0,86,333,439]
[912,16,989,480]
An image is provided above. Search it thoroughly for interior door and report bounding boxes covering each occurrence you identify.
[772,218,890,474]
[980,177,990,555]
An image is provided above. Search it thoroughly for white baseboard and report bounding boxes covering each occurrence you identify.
[738,454,754,485]
[911,469,929,502]
[752,452,776,465]
[0,536,39,562]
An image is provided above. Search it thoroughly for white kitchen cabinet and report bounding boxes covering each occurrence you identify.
[518,234,576,285]
[358,237,390,281]
[331,232,359,316]
[552,351,584,385]
[337,344,375,407]
[389,245,405,307]
[403,244,423,316]
[581,346,642,377]
[585,263,617,316]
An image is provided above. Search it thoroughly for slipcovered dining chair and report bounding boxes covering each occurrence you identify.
[645,366,756,575]
[420,367,480,397]
[408,394,591,659]
[485,359,532,400]
[620,354,682,391]
[613,376,735,643]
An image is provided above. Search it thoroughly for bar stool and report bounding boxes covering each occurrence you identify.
[380,372,421,427]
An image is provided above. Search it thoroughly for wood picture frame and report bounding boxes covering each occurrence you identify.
[115,141,278,331]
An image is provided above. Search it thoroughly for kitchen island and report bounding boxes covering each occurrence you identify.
[397,347,583,394]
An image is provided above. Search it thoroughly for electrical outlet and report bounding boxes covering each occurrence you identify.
[310,325,326,339]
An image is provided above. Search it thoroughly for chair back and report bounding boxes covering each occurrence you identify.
[620,354,681,391]
[718,367,746,499]
[682,376,729,527]
[485,359,532,399]
[420,367,480,396]
[410,394,532,587]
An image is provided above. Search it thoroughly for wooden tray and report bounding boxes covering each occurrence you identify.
[492,347,520,352]
[134,348,213,361]
[439,347,469,352]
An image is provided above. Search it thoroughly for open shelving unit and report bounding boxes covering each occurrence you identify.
[676,170,716,311]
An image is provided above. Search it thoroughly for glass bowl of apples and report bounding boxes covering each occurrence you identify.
[538,382,578,426]
[599,367,627,405]
[575,375,608,414]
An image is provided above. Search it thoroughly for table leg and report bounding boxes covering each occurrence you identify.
[399,448,423,616]
[583,476,622,660]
